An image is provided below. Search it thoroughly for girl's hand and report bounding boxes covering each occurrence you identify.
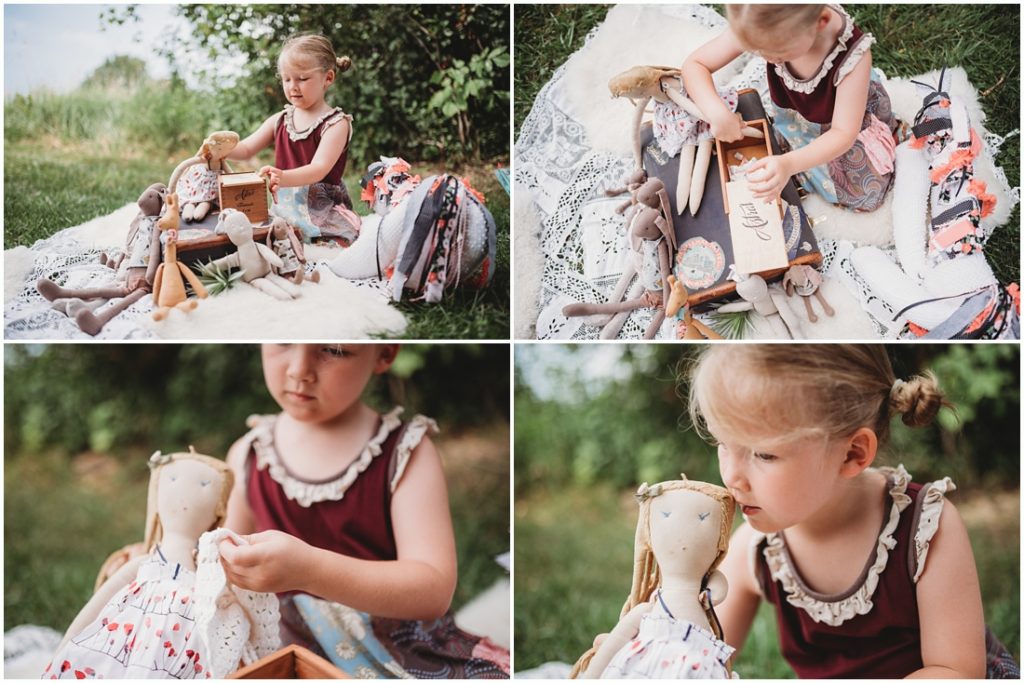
[259,165,282,203]
[710,111,746,142]
[218,529,312,593]
[746,154,792,201]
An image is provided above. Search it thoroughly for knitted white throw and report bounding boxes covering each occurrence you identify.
[193,529,281,678]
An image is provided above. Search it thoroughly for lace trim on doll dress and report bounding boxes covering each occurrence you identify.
[246,407,437,507]
[194,529,281,678]
[283,105,353,142]
[772,5,861,94]
[758,464,919,626]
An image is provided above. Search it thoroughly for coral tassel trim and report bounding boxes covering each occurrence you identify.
[929,129,982,183]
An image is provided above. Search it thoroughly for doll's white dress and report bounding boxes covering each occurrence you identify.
[42,549,212,680]
[602,592,736,679]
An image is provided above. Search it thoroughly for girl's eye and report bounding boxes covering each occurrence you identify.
[320,346,349,359]
[754,452,778,462]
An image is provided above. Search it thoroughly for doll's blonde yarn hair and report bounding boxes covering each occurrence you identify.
[143,447,234,553]
[570,477,736,678]
[688,345,949,452]
[280,33,352,76]
[726,4,827,51]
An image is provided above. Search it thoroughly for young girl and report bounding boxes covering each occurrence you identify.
[683,5,899,212]
[218,344,509,679]
[687,345,1017,678]
[227,34,361,244]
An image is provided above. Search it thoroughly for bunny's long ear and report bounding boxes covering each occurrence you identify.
[655,187,676,251]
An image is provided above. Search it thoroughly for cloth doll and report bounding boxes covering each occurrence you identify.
[35,183,167,335]
[211,209,302,300]
[42,449,280,680]
[152,193,209,321]
[265,217,317,285]
[168,131,240,223]
[571,478,737,679]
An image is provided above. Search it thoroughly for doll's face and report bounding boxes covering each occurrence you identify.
[157,459,224,540]
[648,489,723,578]
[261,344,397,425]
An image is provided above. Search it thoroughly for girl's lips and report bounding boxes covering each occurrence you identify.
[741,504,761,515]
[284,391,315,403]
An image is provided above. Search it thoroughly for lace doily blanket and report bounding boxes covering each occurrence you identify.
[4,209,406,340]
[514,4,1019,340]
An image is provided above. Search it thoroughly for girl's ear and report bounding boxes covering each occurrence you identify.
[838,427,878,478]
[324,69,336,88]
[817,10,831,31]
[374,344,400,374]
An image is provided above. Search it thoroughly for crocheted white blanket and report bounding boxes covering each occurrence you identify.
[4,211,407,339]
[514,4,1019,340]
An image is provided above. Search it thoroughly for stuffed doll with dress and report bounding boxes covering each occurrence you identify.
[571,477,737,679]
[42,449,280,680]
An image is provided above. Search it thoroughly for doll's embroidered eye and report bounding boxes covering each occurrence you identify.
[661,511,671,518]
[698,512,710,521]
[200,480,210,487]
[168,475,177,482]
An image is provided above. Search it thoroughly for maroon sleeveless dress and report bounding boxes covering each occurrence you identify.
[239,408,510,678]
[753,466,1015,678]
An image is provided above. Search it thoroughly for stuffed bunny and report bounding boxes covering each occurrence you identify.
[211,209,302,300]
[572,478,737,679]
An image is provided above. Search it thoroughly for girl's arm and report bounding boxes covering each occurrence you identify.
[748,53,872,200]
[907,501,986,678]
[219,436,458,621]
[227,113,281,161]
[716,521,763,653]
[681,30,747,142]
[261,119,351,192]
[223,436,257,535]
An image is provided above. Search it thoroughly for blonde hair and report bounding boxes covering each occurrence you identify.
[570,478,736,678]
[726,4,826,50]
[687,345,949,451]
[279,33,352,76]
[143,448,234,553]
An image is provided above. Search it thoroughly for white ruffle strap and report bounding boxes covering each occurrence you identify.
[389,415,440,493]
[833,34,875,86]
[772,4,857,94]
[194,529,281,678]
[761,464,913,626]
[283,105,352,141]
[912,476,956,582]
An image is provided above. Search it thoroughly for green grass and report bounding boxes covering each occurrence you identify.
[514,4,1019,284]
[513,483,1019,675]
[4,425,509,631]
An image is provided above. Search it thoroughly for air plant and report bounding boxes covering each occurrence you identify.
[194,258,245,296]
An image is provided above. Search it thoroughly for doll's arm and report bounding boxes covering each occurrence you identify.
[275,119,350,188]
[908,501,986,678]
[255,243,284,270]
[56,555,148,654]
[145,226,162,286]
[228,113,279,160]
[714,521,762,654]
[681,30,746,141]
[219,437,457,621]
[579,603,651,679]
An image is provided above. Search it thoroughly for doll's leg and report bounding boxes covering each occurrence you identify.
[37,279,130,302]
[265,273,302,297]
[192,201,213,222]
[643,309,666,339]
[181,202,196,223]
[70,288,149,336]
[248,278,295,301]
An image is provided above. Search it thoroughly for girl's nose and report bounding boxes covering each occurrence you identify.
[718,445,750,493]
[286,346,316,383]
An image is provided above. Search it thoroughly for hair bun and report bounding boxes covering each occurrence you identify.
[336,55,352,72]
[890,372,944,427]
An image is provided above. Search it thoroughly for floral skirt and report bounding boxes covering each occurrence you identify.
[281,594,510,679]
[772,73,899,213]
[271,181,362,245]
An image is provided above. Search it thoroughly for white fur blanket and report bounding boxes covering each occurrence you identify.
[4,206,406,339]
[514,4,1018,340]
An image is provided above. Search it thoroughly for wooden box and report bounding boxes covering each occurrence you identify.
[715,118,783,219]
[228,644,347,679]
[219,171,270,224]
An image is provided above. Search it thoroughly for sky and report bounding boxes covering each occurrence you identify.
[515,345,635,403]
[4,4,195,97]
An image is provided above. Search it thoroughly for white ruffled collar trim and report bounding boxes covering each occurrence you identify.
[761,464,912,626]
[772,4,862,94]
[246,406,404,507]
[282,104,351,142]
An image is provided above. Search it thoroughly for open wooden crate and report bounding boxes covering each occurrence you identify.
[228,644,347,679]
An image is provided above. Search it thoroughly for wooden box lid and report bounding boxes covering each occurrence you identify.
[228,644,347,679]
